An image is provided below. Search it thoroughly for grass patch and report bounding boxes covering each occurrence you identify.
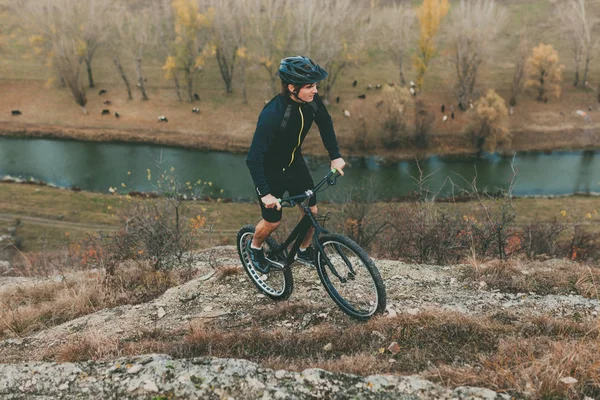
[462,259,600,297]
[0,262,196,340]
[41,308,600,398]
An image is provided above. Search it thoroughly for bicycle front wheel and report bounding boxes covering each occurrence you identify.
[237,225,293,301]
[316,234,386,320]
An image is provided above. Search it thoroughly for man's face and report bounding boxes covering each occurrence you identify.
[290,83,318,102]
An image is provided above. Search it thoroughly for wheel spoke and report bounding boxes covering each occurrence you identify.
[317,236,384,319]
[237,227,292,300]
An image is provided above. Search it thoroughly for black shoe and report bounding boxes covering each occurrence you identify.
[296,247,315,267]
[247,243,269,273]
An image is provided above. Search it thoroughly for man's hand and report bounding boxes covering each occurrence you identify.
[331,157,346,176]
[261,194,281,210]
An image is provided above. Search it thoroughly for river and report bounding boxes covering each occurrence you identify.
[0,137,598,201]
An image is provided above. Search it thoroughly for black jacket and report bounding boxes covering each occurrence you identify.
[246,93,341,196]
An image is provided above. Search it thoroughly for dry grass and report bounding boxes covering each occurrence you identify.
[430,337,600,399]
[462,258,600,297]
[0,261,196,340]
[214,265,243,281]
[37,306,600,398]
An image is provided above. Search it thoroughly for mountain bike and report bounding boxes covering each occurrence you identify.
[236,169,386,320]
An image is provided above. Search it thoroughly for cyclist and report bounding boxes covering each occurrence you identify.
[246,55,346,272]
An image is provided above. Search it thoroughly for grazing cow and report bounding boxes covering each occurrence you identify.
[441,104,445,113]
[352,80,357,87]
[11,110,22,116]
[343,110,351,118]
[451,112,455,120]
[101,109,110,115]
[192,107,200,113]
[98,89,107,95]
[115,112,120,118]
[103,100,112,105]
[366,83,373,90]
[387,82,396,87]
[335,96,340,104]
[158,116,168,122]
[410,81,416,88]
[409,87,416,96]
[469,100,474,109]
[375,84,382,89]
[589,105,593,112]
[357,94,366,99]
[194,93,200,101]
[442,115,448,122]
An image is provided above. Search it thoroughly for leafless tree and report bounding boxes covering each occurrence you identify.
[448,0,506,111]
[106,4,133,99]
[292,0,370,100]
[376,3,415,87]
[14,0,88,111]
[557,0,599,87]
[78,0,112,88]
[113,1,173,101]
[247,0,295,95]
[509,31,528,106]
[209,0,249,95]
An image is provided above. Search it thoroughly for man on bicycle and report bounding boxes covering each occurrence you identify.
[246,55,346,272]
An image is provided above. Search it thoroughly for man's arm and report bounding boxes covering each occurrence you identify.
[313,94,345,175]
[246,112,277,197]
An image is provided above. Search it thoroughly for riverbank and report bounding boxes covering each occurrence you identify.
[2,119,600,163]
[1,180,598,252]
[2,81,600,162]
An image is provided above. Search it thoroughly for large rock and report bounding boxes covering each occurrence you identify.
[0,354,509,399]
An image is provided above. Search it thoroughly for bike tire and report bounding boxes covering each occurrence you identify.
[316,234,386,320]
[237,225,293,301]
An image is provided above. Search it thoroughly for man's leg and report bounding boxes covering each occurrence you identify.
[252,219,280,248]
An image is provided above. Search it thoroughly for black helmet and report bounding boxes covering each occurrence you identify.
[277,56,328,85]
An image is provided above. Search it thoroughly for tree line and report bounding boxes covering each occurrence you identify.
[10,0,598,113]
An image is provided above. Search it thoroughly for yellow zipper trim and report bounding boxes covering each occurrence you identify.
[288,106,304,167]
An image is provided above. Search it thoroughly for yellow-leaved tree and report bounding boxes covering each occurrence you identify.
[471,89,510,153]
[525,43,564,102]
[414,0,449,90]
[164,0,214,102]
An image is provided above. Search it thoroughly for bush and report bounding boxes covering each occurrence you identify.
[470,89,510,153]
[413,99,434,149]
[346,86,411,151]
[72,166,209,277]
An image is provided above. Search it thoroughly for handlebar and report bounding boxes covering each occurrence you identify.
[277,168,340,208]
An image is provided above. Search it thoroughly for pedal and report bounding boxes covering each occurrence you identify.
[295,256,315,268]
[266,258,285,271]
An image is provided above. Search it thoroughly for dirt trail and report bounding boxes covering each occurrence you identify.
[1,246,597,363]
[0,213,118,232]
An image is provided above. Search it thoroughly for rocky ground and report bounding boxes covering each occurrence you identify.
[1,246,598,399]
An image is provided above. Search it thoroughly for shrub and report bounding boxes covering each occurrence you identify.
[413,99,434,149]
[71,166,209,278]
[470,89,510,153]
[525,43,564,102]
[346,86,411,151]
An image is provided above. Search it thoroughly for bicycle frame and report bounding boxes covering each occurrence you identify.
[264,169,355,282]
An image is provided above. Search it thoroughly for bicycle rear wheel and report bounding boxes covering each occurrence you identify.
[237,225,293,300]
[316,234,386,320]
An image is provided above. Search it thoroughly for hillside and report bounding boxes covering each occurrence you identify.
[1,246,599,398]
